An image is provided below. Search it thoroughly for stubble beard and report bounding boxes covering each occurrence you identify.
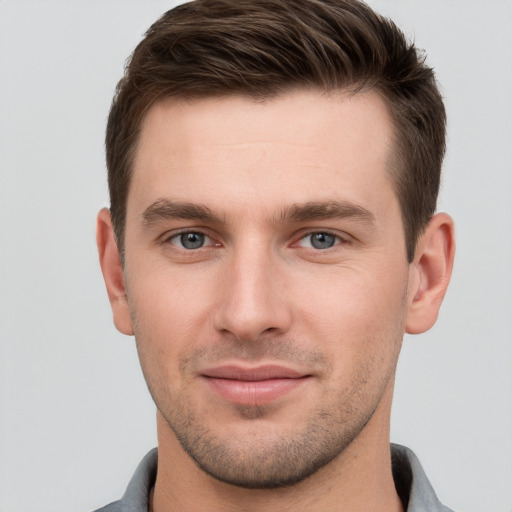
[131,293,407,490]
[162,390,382,489]
[137,341,397,490]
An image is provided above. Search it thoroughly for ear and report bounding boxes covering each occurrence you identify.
[96,208,134,336]
[406,213,455,334]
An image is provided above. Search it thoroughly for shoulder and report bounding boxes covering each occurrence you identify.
[91,448,158,512]
[93,501,123,512]
[391,444,455,512]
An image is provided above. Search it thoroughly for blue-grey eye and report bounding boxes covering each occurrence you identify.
[179,232,205,249]
[308,232,337,249]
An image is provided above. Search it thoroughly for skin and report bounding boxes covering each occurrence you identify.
[97,89,455,511]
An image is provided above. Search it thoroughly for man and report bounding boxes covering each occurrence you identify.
[95,0,455,510]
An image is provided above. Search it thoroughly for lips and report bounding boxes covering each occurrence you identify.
[201,365,310,406]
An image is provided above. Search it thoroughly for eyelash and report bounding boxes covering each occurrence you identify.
[164,230,218,250]
[162,229,349,252]
[294,230,347,250]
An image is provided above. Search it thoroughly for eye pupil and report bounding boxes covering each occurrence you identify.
[180,232,205,249]
[310,233,336,249]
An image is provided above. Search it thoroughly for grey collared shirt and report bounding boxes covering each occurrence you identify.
[94,444,454,511]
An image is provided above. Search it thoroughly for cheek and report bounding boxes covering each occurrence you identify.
[128,259,213,326]
[296,264,408,365]
[300,263,407,325]
[126,267,216,379]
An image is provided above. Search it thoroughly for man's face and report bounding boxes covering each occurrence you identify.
[120,90,416,487]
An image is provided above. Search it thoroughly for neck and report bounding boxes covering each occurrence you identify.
[151,393,403,512]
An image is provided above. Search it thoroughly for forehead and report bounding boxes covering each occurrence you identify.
[129,89,396,220]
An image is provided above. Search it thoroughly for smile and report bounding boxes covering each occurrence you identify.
[201,365,311,406]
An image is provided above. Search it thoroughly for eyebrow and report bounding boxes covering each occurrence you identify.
[142,199,222,227]
[141,198,376,228]
[277,201,376,225]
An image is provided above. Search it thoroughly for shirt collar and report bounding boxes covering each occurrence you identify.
[109,444,453,512]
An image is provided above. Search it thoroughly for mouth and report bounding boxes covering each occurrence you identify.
[201,365,311,406]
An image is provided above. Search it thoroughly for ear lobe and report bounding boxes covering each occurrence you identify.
[406,213,455,335]
[96,208,134,336]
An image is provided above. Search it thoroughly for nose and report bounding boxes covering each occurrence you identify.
[212,244,292,342]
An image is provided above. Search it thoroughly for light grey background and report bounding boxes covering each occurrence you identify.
[0,1,511,511]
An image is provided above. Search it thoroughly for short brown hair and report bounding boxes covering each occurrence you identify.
[106,0,446,262]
